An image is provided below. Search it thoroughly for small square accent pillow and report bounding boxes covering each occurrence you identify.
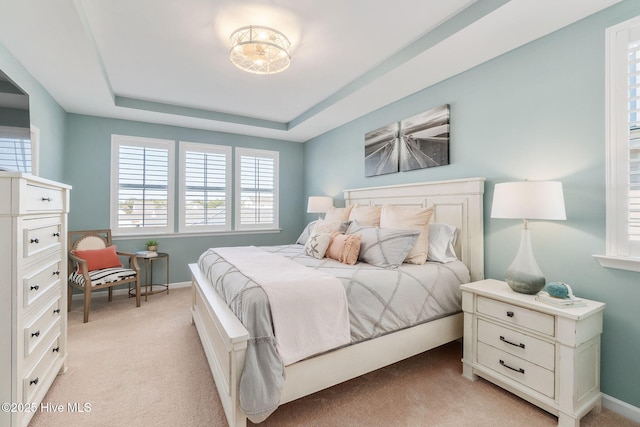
[326,233,362,265]
[347,221,420,268]
[304,232,332,259]
[73,245,122,273]
[380,205,434,264]
[323,205,354,223]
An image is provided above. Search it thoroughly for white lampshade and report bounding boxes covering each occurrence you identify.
[307,196,333,214]
[491,181,566,220]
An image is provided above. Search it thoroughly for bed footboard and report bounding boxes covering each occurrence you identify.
[190,263,248,427]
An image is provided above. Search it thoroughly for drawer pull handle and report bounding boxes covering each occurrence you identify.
[31,331,40,338]
[30,377,39,386]
[499,359,525,374]
[506,311,514,317]
[500,336,525,349]
[52,270,60,276]
[41,197,52,202]
[30,238,39,244]
[53,308,60,314]
[52,347,60,353]
[30,285,40,291]
[53,232,60,237]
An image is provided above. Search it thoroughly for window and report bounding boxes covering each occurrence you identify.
[110,135,175,236]
[235,147,279,230]
[179,142,231,232]
[0,126,32,173]
[597,16,640,272]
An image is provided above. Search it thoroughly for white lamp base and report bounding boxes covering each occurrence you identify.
[504,221,545,294]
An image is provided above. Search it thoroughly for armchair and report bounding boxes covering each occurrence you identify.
[67,229,141,322]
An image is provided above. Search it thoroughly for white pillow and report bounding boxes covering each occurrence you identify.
[304,232,332,259]
[428,223,458,263]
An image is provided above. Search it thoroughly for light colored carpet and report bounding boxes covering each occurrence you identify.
[30,286,637,427]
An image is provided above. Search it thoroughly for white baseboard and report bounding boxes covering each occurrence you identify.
[603,393,640,423]
[70,281,191,301]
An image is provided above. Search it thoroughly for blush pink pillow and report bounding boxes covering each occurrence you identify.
[326,233,362,265]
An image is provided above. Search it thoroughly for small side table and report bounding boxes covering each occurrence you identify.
[132,252,170,301]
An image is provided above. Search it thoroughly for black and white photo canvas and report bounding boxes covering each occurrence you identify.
[399,104,449,172]
[364,122,399,177]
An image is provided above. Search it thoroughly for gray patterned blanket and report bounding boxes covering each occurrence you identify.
[197,244,469,423]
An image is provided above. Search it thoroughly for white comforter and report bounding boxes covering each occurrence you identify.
[212,246,350,365]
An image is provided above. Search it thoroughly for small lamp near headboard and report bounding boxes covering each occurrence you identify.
[491,180,566,295]
[307,196,333,219]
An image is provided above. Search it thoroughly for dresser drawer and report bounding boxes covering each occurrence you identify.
[25,184,64,212]
[477,341,554,398]
[23,254,62,309]
[22,217,63,261]
[22,332,62,403]
[477,319,555,371]
[24,298,62,358]
[477,296,555,336]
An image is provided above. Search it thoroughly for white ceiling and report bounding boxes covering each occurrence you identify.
[0,0,622,142]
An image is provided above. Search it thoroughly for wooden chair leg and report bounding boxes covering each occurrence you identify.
[83,286,91,323]
[135,277,141,307]
[108,287,113,302]
[67,284,73,312]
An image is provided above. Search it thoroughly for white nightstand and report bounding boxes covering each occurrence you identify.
[461,279,605,427]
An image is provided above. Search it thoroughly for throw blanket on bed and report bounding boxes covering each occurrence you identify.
[213,246,350,365]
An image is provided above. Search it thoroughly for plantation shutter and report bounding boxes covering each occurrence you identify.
[236,148,279,229]
[181,143,231,231]
[629,35,640,242]
[0,127,31,172]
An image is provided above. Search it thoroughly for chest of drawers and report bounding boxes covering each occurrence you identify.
[461,279,605,427]
[0,173,71,427]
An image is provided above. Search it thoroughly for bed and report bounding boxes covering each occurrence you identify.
[189,177,485,426]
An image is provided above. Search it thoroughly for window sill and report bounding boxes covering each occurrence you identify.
[593,255,640,273]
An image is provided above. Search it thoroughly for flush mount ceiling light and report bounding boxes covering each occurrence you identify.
[229,25,291,75]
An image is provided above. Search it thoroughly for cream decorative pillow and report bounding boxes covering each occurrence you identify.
[304,233,332,259]
[380,205,434,264]
[348,203,382,226]
[312,219,350,234]
[323,205,354,223]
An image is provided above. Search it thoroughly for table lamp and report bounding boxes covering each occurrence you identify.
[491,181,566,294]
[307,196,333,219]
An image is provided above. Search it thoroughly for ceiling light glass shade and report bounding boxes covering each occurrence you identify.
[229,25,291,75]
[491,181,566,294]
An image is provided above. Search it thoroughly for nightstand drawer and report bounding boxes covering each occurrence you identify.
[477,319,555,371]
[477,342,554,398]
[477,296,554,336]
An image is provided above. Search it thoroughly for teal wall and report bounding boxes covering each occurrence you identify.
[0,44,67,181]
[303,0,640,408]
[64,114,305,284]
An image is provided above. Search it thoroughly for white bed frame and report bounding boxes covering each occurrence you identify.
[189,177,485,427]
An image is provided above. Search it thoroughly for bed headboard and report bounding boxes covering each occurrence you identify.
[343,177,485,281]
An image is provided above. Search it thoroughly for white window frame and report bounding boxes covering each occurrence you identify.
[595,15,640,272]
[179,141,232,233]
[110,135,175,236]
[235,147,279,231]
